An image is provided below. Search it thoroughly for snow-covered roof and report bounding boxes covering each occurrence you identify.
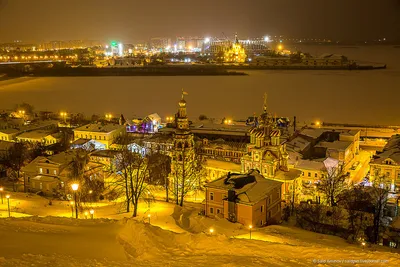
[16,130,55,140]
[295,159,325,171]
[286,136,310,153]
[299,128,326,139]
[316,141,352,151]
[31,175,58,182]
[205,170,282,205]
[74,123,124,133]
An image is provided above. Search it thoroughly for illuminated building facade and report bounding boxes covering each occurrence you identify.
[170,91,195,197]
[224,34,247,63]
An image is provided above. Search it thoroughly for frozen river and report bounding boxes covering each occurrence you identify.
[1,45,399,125]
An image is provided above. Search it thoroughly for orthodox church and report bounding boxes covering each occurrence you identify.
[224,34,247,63]
[241,93,290,178]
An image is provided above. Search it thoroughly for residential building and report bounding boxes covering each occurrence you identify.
[0,128,19,141]
[73,122,125,149]
[16,130,62,146]
[22,151,103,196]
[204,170,282,227]
[370,134,400,192]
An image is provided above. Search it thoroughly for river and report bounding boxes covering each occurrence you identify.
[0,45,399,125]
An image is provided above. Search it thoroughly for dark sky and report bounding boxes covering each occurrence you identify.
[0,0,399,43]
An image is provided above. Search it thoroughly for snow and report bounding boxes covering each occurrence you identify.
[1,197,399,266]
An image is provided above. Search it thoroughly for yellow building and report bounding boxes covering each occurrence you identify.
[370,134,400,192]
[16,130,62,146]
[73,123,126,149]
[224,34,246,63]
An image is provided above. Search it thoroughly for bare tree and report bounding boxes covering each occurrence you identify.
[148,152,171,202]
[171,143,205,206]
[317,163,348,206]
[1,142,29,191]
[369,174,390,244]
[338,186,373,242]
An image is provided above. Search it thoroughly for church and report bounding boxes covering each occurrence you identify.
[241,94,301,203]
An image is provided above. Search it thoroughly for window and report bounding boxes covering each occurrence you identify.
[308,172,311,177]
[39,182,43,190]
[315,173,318,178]
[302,172,304,176]
[210,192,214,201]
[210,207,214,214]
[39,168,43,174]
[46,169,49,174]
[27,177,30,183]
[53,170,57,175]
[61,181,64,188]
[217,209,220,214]
[260,205,264,212]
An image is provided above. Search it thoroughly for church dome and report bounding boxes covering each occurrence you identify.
[178,98,186,107]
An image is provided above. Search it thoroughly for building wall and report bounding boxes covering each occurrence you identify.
[205,188,226,217]
[74,127,125,148]
[370,163,400,191]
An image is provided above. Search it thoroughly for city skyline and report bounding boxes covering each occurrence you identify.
[1,0,399,43]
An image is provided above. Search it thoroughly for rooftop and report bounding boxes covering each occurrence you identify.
[90,149,119,158]
[299,128,327,139]
[205,170,282,205]
[75,123,124,133]
[286,136,311,153]
[316,140,352,151]
[16,130,56,140]
[206,159,242,172]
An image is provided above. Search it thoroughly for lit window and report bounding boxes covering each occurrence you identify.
[53,170,57,175]
[39,168,43,174]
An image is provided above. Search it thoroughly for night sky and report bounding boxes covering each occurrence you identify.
[0,0,399,43]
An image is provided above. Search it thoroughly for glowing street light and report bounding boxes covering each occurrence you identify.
[105,113,112,121]
[264,36,270,42]
[315,121,321,127]
[361,241,366,249]
[0,187,3,204]
[6,195,10,217]
[204,37,211,44]
[84,211,89,219]
[71,183,79,219]
[209,228,214,234]
[89,209,94,219]
[60,111,67,123]
[249,225,253,239]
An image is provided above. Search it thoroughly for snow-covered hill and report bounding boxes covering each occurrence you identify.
[0,216,399,267]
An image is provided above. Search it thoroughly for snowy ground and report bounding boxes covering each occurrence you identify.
[0,192,399,266]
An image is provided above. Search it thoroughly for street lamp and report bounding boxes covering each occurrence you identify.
[60,112,67,123]
[71,183,79,219]
[0,187,3,204]
[89,209,94,219]
[249,225,253,239]
[105,114,112,121]
[6,195,10,217]
[209,228,214,234]
[84,211,88,219]
[361,241,366,249]
[148,214,151,224]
